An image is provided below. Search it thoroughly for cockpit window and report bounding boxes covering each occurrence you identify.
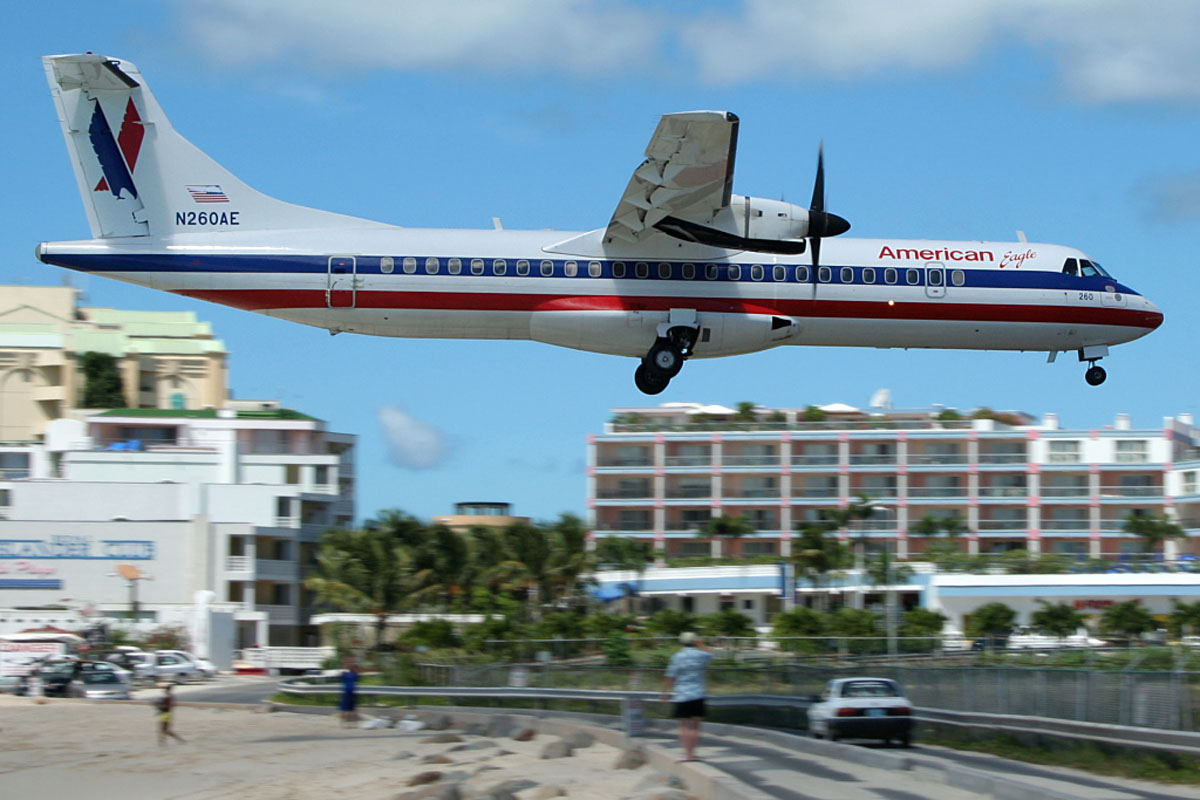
[1080,260,1112,278]
[1062,258,1078,276]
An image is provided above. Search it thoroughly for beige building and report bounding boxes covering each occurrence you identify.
[0,286,228,440]
[432,502,529,531]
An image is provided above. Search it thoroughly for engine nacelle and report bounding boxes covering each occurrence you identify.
[653,194,815,255]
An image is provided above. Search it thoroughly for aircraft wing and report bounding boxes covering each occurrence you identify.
[604,111,738,245]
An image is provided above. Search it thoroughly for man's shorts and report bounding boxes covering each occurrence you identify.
[671,698,707,719]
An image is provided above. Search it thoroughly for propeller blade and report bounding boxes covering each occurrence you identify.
[806,142,850,280]
[811,143,826,214]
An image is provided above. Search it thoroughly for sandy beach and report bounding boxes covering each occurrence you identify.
[0,695,667,799]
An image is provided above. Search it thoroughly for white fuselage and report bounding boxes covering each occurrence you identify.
[37,225,1163,361]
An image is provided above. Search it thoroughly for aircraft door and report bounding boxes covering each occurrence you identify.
[924,262,946,298]
[327,256,357,308]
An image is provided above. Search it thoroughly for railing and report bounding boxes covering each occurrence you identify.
[1041,487,1089,497]
[849,455,897,465]
[976,520,1028,530]
[595,490,653,499]
[722,456,779,467]
[1099,486,1162,497]
[977,453,1026,464]
[1041,519,1091,530]
[665,488,712,498]
[792,488,839,498]
[907,487,965,498]
[225,556,251,572]
[594,522,655,531]
[791,455,839,466]
[726,488,779,498]
[0,469,30,480]
[907,454,968,465]
[978,487,1028,497]
[663,456,711,467]
[240,646,334,670]
[596,458,653,468]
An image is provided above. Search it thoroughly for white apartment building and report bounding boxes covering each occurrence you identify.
[588,402,1200,561]
[0,405,355,651]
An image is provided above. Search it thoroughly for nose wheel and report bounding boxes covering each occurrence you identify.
[1085,363,1107,386]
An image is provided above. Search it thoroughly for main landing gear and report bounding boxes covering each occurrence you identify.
[1078,345,1109,387]
[633,326,697,395]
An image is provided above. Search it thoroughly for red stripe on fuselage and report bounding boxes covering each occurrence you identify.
[173,287,1162,329]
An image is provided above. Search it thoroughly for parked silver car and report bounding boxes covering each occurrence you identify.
[68,671,132,700]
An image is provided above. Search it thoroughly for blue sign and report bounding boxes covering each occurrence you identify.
[0,536,154,560]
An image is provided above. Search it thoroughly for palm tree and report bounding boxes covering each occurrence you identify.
[964,601,1016,647]
[305,527,422,650]
[790,522,850,611]
[1168,600,1200,638]
[595,536,654,613]
[698,513,755,557]
[1030,600,1086,638]
[1122,511,1184,555]
[1099,600,1157,640]
[733,401,759,423]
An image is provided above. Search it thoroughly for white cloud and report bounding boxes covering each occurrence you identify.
[176,0,660,77]
[1138,170,1200,223]
[173,0,1200,106]
[378,405,453,470]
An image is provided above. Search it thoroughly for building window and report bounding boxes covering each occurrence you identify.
[1048,440,1081,463]
[742,541,776,556]
[1184,471,1197,496]
[1115,440,1148,463]
[284,464,301,484]
[677,543,709,558]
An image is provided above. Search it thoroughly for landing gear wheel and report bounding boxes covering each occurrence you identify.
[1085,365,1107,386]
[647,339,684,379]
[634,363,670,395]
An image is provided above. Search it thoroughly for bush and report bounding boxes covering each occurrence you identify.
[602,631,634,666]
[400,619,460,649]
[698,609,755,638]
[645,608,697,637]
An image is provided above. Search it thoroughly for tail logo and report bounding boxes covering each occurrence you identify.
[89,98,144,199]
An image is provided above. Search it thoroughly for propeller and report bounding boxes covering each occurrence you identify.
[807,144,851,276]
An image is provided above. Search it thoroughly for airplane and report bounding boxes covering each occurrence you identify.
[36,54,1163,395]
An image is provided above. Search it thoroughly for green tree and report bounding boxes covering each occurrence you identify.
[965,602,1017,645]
[79,351,125,408]
[771,606,827,653]
[699,514,755,556]
[646,608,697,637]
[790,522,850,609]
[595,536,654,613]
[733,401,759,422]
[1099,600,1157,640]
[305,527,422,649]
[698,608,755,637]
[1030,600,1086,638]
[1168,599,1200,638]
[802,405,827,422]
[1122,512,1184,554]
[899,608,947,637]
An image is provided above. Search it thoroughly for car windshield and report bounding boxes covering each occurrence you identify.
[840,680,900,698]
[81,672,121,684]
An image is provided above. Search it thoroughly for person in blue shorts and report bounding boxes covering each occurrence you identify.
[339,658,359,727]
[662,631,713,761]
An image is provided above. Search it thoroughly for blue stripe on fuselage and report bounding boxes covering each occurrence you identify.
[38,252,1143,297]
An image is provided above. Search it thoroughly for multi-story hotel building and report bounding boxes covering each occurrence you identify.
[588,402,1200,561]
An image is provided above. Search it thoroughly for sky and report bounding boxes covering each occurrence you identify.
[5,1,1200,525]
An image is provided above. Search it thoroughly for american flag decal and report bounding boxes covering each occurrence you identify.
[187,184,229,203]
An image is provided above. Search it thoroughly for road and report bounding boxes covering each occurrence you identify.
[166,678,1200,800]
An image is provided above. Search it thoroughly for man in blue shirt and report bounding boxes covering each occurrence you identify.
[662,631,714,761]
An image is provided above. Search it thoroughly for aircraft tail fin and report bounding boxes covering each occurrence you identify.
[43,54,383,239]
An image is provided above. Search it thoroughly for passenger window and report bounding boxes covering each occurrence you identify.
[659,262,671,279]
[448,258,461,275]
[635,262,649,278]
[540,259,554,276]
[425,257,439,274]
[493,258,507,276]
[471,258,484,275]
[728,264,742,280]
[588,261,601,277]
[884,267,897,285]
[928,268,944,286]
[564,260,578,277]
[517,260,530,276]
[613,262,626,278]
[380,257,394,274]
[402,257,417,274]
[906,268,920,285]
[683,263,696,280]
[773,265,786,281]
[818,266,831,282]
[840,267,853,283]
[705,264,720,280]
[1063,258,1079,276]
[751,264,764,281]
[951,269,965,286]
[862,267,875,284]
[795,266,809,282]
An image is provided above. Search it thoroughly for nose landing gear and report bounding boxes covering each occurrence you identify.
[633,326,697,394]
[1078,345,1109,386]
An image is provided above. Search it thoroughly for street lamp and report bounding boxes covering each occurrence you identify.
[107,564,153,622]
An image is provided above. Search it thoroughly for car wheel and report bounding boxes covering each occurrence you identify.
[899,732,911,748]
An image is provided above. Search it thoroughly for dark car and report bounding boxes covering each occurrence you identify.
[17,659,130,697]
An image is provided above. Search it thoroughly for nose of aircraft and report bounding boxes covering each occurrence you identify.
[1141,295,1164,331]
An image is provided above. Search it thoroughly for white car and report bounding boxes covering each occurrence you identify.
[127,651,205,684]
[806,677,915,747]
[157,650,218,679]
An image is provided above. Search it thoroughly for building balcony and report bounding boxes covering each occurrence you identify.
[724,488,780,498]
[1040,487,1089,497]
[225,555,251,573]
[595,521,655,532]
[907,487,965,498]
[664,456,712,467]
[978,487,1028,498]
[1098,486,1162,498]
[977,453,1026,465]
[595,490,654,500]
[907,454,968,466]
[256,558,297,580]
[848,455,897,466]
[722,456,779,467]
[260,604,299,626]
[665,488,712,499]
[1042,520,1091,531]
[977,520,1028,531]
[596,458,653,469]
[791,455,839,467]
[792,488,839,498]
